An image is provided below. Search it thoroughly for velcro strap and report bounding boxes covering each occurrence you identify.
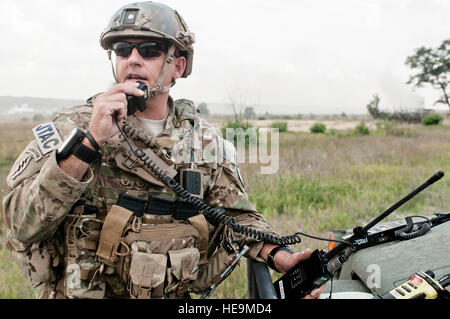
[96,205,133,266]
[187,214,209,265]
[137,264,154,299]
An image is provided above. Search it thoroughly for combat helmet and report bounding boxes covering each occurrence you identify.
[100,1,195,96]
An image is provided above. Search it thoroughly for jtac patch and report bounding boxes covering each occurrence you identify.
[32,122,63,155]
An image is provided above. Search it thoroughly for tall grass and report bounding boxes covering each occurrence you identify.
[215,124,450,298]
[0,122,36,298]
[0,121,449,298]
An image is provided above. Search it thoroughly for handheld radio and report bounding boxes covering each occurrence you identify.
[274,171,445,299]
[126,81,149,116]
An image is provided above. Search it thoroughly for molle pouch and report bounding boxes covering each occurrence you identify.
[122,223,200,254]
[64,205,106,299]
[165,247,200,297]
[128,252,167,299]
[6,232,57,291]
[178,167,204,199]
[96,205,133,267]
[191,224,240,292]
[117,223,199,283]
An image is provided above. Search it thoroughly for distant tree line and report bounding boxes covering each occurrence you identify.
[366,94,426,123]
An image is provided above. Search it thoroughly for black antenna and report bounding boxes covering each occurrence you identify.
[326,171,444,259]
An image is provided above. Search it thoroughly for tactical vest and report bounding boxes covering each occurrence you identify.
[5,97,263,299]
[59,99,240,299]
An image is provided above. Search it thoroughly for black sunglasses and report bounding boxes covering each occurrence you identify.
[113,41,168,59]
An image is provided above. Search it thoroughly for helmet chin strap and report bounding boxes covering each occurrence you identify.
[148,44,176,98]
[107,44,177,97]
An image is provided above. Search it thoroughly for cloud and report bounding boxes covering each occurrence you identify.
[1,0,449,114]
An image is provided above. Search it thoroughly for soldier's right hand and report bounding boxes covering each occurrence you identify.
[88,82,146,146]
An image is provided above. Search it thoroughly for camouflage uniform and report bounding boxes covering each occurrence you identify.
[3,96,278,299]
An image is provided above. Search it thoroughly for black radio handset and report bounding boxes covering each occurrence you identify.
[126,81,149,116]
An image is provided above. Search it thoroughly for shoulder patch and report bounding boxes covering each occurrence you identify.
[32,122,63,155]
[26,146,43,162]
[11,153,33,180]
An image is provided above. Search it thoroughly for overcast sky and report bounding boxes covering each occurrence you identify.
[1,0,449,114]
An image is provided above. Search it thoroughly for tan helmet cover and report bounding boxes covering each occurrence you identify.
[100,1,195,78]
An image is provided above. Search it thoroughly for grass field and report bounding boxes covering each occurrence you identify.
[0,118,449,299]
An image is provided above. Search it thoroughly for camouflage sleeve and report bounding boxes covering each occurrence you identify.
[3,145,94,244]
[206,162,279,263]
[2,107,95,244]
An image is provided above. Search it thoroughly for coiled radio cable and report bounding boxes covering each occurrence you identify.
[116,118,350,247]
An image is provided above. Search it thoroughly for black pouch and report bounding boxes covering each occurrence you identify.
[117,192,147,217]
[146,194,175,216]
[174,197,199,220]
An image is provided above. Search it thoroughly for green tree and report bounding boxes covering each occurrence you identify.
[366,94,387,119]
[405,39,450,109]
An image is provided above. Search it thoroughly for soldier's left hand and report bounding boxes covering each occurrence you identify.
[276,248,326,299]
